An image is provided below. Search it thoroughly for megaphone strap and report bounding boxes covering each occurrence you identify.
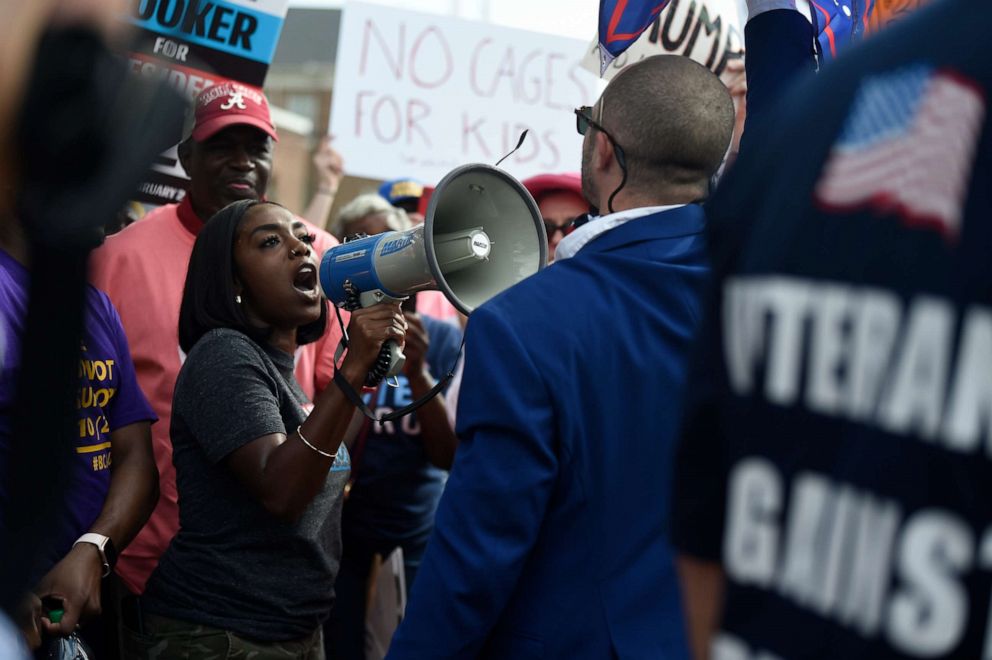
[333,362,457,424]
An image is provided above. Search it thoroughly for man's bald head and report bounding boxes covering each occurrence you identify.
[593,55,734,199]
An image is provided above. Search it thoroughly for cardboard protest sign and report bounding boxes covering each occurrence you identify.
[122,0,289,205]
[583,0,744,81]
[329,2,600,185]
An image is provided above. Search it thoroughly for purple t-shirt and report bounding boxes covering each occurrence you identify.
[0,248,155,571]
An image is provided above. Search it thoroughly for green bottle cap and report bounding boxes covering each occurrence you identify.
[48,609,64,624]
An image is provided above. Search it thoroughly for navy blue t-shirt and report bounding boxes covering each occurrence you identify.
[672,2,992,658]
[343,315,462,545]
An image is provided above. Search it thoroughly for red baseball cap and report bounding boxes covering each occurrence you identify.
[184,81,278,143]
[521,173,583,202]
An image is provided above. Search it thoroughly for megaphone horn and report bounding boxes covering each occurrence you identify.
[320,164,548,383]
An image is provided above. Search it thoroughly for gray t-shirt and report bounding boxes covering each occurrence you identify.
[143,328,350,641]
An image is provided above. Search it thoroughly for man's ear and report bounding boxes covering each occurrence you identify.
[594,130,614,172]
[177,138,193,176]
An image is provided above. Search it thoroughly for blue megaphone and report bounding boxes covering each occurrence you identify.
[319,164,547,378]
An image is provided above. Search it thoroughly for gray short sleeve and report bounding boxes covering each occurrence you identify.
[174,330,289,464]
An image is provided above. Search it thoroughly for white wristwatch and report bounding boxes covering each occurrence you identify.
[73,533,117,578]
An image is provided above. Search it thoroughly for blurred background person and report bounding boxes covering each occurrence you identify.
[2,216,158,654]
[330,193,411,240]
[672,1,992,659]
[0,0,182,656]
[379,178,426,225]
[521,172,589,263]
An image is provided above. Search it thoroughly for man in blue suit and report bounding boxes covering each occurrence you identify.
[387,55,734,659]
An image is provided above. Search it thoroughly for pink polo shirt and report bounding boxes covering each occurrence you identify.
[90,197,343,594]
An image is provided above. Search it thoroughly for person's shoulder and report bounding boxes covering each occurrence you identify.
[186,327,264,365]
[193,326,257,349]
[473,262,585,329]
[178,329,274,394]
[175,330,268,412]
[83,284,122,326]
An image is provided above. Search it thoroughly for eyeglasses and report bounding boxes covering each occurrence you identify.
[543,218,575,238]
[574,106,627,170]
[574,105,602,136]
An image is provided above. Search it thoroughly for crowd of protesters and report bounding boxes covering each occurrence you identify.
[2,0,990,658]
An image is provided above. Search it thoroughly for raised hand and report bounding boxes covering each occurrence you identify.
[313,135,344,194]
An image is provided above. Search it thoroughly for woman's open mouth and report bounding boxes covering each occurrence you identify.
[293,264,319,300]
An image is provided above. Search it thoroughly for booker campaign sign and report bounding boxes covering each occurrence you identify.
[123,0,289,205]
[329,2,600,184]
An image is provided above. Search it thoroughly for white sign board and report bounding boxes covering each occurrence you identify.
[583,0,744,81]
[330,2,601,184]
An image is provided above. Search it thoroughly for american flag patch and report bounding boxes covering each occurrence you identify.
[815,65,986,241]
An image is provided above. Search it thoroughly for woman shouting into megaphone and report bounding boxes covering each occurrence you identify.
[124,199,406,659]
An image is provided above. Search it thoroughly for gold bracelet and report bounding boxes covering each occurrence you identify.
[296,425,335,459]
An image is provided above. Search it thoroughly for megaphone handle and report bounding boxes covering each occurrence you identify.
[347,286,409,386]
[383,340,406,379]
[364,338,406,387]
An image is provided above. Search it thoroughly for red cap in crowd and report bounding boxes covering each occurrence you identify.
[521,172,583,202]
[184,81,278,143]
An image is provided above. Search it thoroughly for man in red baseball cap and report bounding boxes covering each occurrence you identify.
[89,82,343,602]
[177,80,279,222]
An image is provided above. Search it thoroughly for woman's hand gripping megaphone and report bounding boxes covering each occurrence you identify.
[337,302,408,387]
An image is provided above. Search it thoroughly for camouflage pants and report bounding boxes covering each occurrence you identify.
[121,611,324,660]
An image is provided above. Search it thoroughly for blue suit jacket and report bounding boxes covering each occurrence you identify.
[388,206,709,659]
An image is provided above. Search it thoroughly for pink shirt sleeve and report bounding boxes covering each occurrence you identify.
[297,219,347,397]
